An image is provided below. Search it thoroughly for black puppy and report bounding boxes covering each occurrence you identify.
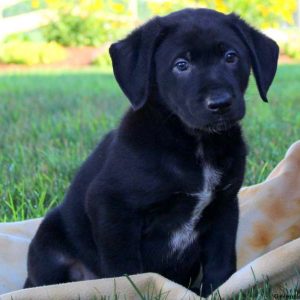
[24,8,278,296]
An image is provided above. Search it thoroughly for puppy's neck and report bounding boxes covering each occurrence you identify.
[120,101,242,158]
[145,100,242,140]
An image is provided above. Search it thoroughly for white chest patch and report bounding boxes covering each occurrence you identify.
[169,164,221,255]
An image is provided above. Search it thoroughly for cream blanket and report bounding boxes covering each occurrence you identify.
[1,141,300,299]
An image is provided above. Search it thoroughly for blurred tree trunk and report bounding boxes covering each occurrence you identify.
[129,0,138,19]
[297,0,300,27]
[128,0,139,26]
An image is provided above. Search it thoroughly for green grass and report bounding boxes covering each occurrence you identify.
[0,65,300,299]
[1,65,300,221]
[0,69,127,221]
[244,64,300,184]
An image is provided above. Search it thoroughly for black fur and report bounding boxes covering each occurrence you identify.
[24,8,278,296]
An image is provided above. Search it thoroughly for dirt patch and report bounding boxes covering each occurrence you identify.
[0,51,298,72]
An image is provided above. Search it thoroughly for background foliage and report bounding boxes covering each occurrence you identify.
[0,0,299,66]
[42,14,123,47]
[36,0,299,43]
[39,0,134,47]
[146,0,297,28]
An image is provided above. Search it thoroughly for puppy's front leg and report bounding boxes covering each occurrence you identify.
[200,195,239,297]
[86,188,143,278]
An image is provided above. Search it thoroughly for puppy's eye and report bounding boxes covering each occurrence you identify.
[174,59,190,72]
[225,51,238,64]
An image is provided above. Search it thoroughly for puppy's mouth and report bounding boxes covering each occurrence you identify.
[204,119,237,133]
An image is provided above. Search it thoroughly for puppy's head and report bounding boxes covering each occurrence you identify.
[110,9,279,131]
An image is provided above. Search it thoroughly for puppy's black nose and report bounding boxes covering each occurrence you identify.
[206,93,232,113]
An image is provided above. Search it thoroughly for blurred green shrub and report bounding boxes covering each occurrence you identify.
[32,0,133,47]
[4,30,45,43]
[280,29,300,60]
[265,28,300,60]
[42,14,126,47]
[91,50,112,70]
[284,43,300,60]
[0,41,66,65]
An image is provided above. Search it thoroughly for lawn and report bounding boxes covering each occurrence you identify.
[1,65,300,222]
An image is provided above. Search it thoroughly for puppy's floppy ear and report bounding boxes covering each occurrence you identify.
[229,14,279,102]
[109,18,162,110]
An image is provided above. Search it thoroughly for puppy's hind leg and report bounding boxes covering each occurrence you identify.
[27,248,82,287]
[26,239,75,286]
[25,209,95,287]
